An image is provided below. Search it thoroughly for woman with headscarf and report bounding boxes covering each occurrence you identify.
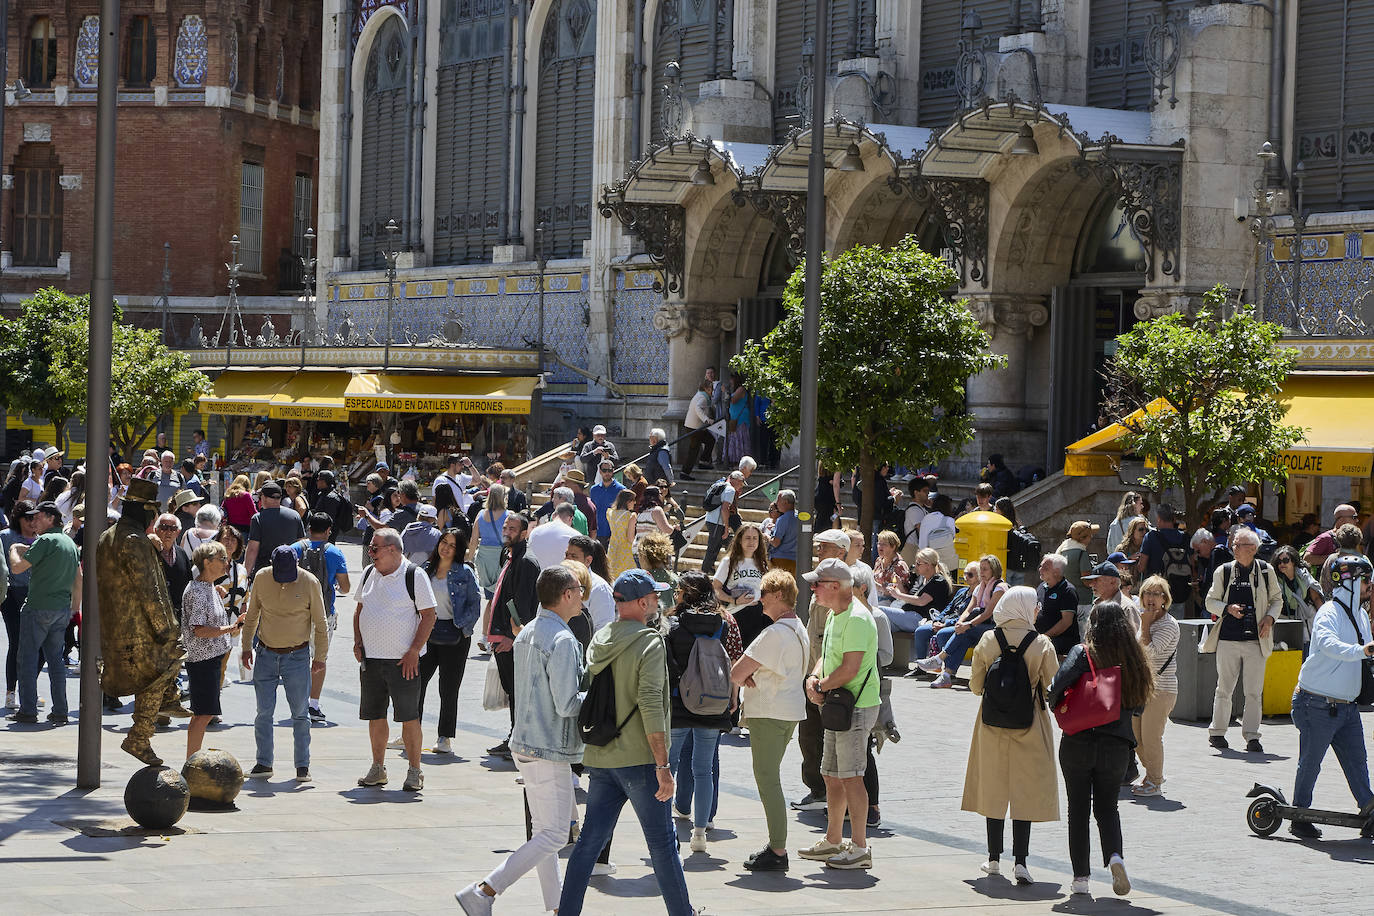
[960,585,1060,885]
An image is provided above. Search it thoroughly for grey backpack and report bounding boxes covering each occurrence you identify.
[678,622,732,716]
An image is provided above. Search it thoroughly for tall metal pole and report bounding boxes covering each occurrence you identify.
[79,0,121,791]
[796,0,827,612]
[384,218,400,369]
[535,221,547,452]
[0,0,8,265]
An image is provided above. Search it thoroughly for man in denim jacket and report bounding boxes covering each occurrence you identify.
[457,565,587,915]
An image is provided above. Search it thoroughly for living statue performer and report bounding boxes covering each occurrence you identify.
[97,477,187,765]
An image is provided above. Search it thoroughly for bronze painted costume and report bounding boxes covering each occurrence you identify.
[96,478,185,764]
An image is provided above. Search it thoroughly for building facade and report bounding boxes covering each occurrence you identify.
[315,1,1349,490]
[1,1,321,343]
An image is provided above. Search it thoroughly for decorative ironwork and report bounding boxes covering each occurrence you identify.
[660,60,686,141]
[955,35,989,112]
[209,236,250,347]
[887,174,990,288]
[1144,4,1183,111]
[796,39,814,129]
[730,187,808,264]
[1077,150,1183,282]
[597,190,687,296]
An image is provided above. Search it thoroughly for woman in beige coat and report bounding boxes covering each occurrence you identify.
[961,585,1060,885]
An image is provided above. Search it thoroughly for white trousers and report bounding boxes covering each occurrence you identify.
[483,755,572,911]
[1210,640,1266,741]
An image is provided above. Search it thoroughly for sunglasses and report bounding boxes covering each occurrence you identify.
[157,524,180,532]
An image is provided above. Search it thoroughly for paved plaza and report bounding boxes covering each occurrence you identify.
[1,542,1370,915]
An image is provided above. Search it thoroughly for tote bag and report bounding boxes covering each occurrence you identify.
[1052,651,1121,736]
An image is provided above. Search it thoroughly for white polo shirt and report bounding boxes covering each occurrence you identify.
[357,561,438,659]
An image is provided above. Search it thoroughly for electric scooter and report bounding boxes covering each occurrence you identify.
[1245,783,1374,838]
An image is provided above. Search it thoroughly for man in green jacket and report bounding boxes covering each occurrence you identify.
[558,570,697,916]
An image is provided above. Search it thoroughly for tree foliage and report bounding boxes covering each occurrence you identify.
[0,288,121,450]
[1104,284,1302,532]
[49,322,211,460]
[732,236,1005,538]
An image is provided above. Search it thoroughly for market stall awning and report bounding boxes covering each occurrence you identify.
[197,371,297,416]
[342,374,538,415]
[270,373,351,422]
[1065,375,1374,478]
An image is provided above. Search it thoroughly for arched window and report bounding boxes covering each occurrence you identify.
[1295,1,1374,209]
[126,16,157,87]
[12,144,63,267]
[773,0,875,140]
[917,1,1009,128]
[433,0,509,265]
[358,15,410,269]
[535,0,596,259]
[26,17,58,88]
[649,0,728,147]
[1073,197,1147,277]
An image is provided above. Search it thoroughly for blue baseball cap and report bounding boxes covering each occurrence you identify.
[612,569,669,602]
[1105,552,1135,567]
[1083,561,1122,580]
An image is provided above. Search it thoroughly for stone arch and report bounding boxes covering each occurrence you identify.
[348,5,409,264]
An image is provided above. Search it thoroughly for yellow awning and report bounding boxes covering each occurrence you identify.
[343,374,537,415]
[270,373,351,422]
[198,371,297,416]
[1065,375,1374,478]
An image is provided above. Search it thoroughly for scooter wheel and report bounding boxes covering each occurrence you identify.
[1246,797,1283,836]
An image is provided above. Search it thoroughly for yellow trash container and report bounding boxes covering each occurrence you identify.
[1263,649,1303,716]
[953,510,1013,582]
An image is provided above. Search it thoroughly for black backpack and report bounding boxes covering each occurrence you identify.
[1006,526,1042,571]
[980,630,1040,729]
[701,477,728,511]
[578,665,640,746]
[1162,540,1193,599]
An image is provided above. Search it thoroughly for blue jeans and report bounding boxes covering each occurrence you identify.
[17,604,68,717]
[1291,690,1374,810]
[879,606,925,634]
[939,621,994,672]
[911,621,939,659]
[559,764,693,916]
[252,646,312,768]
[670,726,721,828]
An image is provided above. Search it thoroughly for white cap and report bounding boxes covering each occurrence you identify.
[30,448,46,462]
[592,425,607,435]
[417,503,438,520]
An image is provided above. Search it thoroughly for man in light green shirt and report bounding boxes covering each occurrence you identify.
[799,557,878,871]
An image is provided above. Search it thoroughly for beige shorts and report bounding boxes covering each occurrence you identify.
[822,704,879,779]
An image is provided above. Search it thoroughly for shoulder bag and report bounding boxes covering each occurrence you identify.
[1052,650,1122,736]
[818,619,874,730]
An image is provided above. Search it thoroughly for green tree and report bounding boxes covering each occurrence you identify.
[49,322,211,460]
[1104,285,1303,532]
[0,288,120,451]
[732,236,1005,540]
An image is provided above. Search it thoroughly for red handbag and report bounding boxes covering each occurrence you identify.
[1052,651,1122,736]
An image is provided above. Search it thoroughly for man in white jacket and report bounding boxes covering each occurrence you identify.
[681,378,716,480]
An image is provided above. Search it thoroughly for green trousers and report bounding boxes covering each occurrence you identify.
[748,716,798,850]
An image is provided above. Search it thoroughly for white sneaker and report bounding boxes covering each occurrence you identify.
[1109,855,1131,896]
[672,805,690,820]
[915,655,944,674]
[3,691,14,709]
[690,827,707,852]
[454,883,494,916]
[1071,877,1091,895]
[435,737,453,754]
[930,671,954,688]
[979,860,1001,876]
[591,862,617,876]
[1014,863,1033,885]
[387,736,405,749]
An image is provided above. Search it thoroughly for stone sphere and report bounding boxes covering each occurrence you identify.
[181,749,245,806]
[124,765,190,829]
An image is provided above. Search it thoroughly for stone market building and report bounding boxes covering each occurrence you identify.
[314,1,1368,520]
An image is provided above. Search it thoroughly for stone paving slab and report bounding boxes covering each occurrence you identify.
[2,542,1371,915]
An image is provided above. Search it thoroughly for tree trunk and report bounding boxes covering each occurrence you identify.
[857,441,876,561]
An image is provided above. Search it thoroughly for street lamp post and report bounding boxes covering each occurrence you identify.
[796,0,828,610]
[300,227,316,367]
[1252,142,1308,330]
[383,219,401,369]
[535,221,547,451]
[78,0,122,791]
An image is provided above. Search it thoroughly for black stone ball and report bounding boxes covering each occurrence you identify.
[124,765,190,829]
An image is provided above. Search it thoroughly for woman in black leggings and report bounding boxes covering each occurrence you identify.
[2,500,37,708]
[1047,601,1155,898]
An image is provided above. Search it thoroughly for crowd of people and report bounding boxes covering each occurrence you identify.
[5,431,1374,914]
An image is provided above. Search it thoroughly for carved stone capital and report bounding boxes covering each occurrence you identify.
[653,301,737,343]
[1133,288,1198,321]
[965,293,1047,341]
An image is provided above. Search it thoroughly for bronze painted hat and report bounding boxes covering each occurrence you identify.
[121,477,162,506]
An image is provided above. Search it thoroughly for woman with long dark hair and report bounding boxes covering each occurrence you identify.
[2,500,36,708]
[420,528,482,755]
[1048,601,1155,898]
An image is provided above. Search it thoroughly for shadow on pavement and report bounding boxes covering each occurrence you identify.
[337,787,423,804]
[1051,897,1163,915]
[965,875,1065,902]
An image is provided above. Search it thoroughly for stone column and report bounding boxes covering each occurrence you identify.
[960,293,1049,475]
[657,299,738,419]
[315,0,348,327]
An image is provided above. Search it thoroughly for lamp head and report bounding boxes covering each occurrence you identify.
[1010,123,1039,156]
[837,142,865,172]
[691,157,716,185]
